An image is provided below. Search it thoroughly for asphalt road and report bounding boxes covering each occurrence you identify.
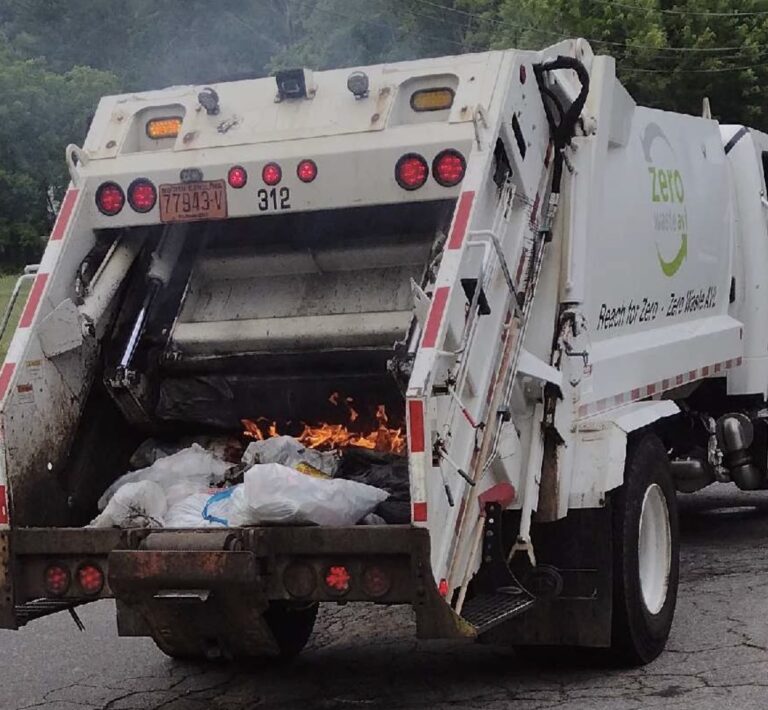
[2,484,768,710]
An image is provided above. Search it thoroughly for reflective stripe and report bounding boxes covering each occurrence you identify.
[446,191,474,250]
[50,188,79,241]
[18,273,49,329]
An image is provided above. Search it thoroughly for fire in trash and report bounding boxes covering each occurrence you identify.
[242,399,406,455]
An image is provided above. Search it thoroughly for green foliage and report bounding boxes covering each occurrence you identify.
[0,39,117,267]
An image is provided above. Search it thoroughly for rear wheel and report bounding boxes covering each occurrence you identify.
[611,433,679,665]
[149,600,318,661]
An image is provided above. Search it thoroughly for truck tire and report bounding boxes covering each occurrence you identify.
[149,601,318,661]
[264,601,319,659]
[611,433,679,665]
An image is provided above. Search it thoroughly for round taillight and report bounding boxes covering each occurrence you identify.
[433,149,466,187]
[395,154,429,190]
[44,564,71,597]
[262,162,282,186]
[361,565,391,598]
[76,563,104,596]
[297,159,318,183]
[324,565,351,595]
[228,165,247,188]
[95,182,125,216]
[127,178,157,213]
[284,562,317,598]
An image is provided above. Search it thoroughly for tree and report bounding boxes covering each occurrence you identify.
[0,40,117,267]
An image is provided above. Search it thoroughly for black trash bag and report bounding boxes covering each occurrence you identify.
[337,447,410,524]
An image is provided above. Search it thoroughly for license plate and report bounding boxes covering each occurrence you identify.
[159,180,227,223]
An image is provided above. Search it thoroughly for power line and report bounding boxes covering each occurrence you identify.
[587,0,768,18]
[623,62,768,73]
[414,0,763,54]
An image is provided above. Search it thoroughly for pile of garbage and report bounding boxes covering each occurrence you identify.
[89,435,410,529]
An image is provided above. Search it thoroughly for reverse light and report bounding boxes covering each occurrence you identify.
[228,165,248,188]
[297,159,318,183]
[127,178,157,213]
[44,564,71,597]
[324,565,351,595]
[361,565,391,598]
[95,182,125,216]
[433,149,466,187]
[410,88,455,112]
[395,153,429,191]
[262,162,282,186]
[76,563,104,596]
[146,116,182,139]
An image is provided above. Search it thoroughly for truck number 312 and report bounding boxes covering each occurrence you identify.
[257,187,291,211]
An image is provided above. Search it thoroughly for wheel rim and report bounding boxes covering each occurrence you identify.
[638,483,671,615]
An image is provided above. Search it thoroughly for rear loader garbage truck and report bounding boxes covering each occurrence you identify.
[0,37,764,665]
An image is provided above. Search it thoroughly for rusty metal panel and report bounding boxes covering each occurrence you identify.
[108,550,260,593]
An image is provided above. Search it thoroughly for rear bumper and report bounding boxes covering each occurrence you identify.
[7,526,474,639]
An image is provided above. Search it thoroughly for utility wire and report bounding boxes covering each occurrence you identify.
[586,0,768,18]
[413,0,762,54]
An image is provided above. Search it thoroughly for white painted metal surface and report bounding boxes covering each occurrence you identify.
[639,483,672,615]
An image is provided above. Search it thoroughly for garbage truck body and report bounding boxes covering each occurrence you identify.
[0,38,763,664]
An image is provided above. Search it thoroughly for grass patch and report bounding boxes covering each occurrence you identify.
[0,273,30,363]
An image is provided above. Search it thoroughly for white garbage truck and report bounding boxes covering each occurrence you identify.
[0,37,763,665]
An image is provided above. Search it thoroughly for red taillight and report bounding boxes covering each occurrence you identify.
[76,563,104,596]
[127,178,157,213]
[228,165,247,188]
[433,149,466,187]
[44,564,71,597]
[297,159,318,183]
[324,565,351,594]
[262,162,282,186]
[395,154,429,190]
[361,566,391,598]
[95,182,125,216]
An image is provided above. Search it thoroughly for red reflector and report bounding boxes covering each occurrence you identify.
[395,153,428,190]
[433,149,466,187]
[77,563,104,596]
[44,564,71,597]
[228,165,248,188]
[438,578,449,597]
[361,566,391,598]
[324,565,351,594]
[95,182,124,216]
[297,159,318,183]
[262,162,282,186]
[127,178,157,213]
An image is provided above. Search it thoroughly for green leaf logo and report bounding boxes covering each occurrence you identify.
[656,233,687,277]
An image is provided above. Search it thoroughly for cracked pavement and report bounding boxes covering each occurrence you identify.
[3,484,768,710]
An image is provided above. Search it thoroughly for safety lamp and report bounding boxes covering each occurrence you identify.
[95,182,125,216]
[395,153,429,191]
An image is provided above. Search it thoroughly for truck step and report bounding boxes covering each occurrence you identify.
[461,589,535,634]
[15,599,84,626]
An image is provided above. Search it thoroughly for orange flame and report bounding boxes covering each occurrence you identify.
[241,403,405,455]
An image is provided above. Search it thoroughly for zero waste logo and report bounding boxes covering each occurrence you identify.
[642,123,688,277]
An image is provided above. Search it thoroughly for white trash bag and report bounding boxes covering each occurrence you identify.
[98,444,232,512]
[229,463,388,527]
[241,436,339,476]
[89,480,167,528]
[164,488,238,528]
